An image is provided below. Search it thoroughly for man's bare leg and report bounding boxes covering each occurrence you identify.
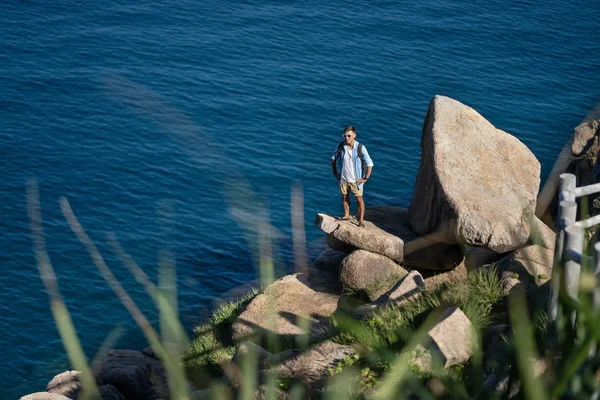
[342,194,351,219]
[356,195,365,225]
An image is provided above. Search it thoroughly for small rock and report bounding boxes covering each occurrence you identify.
[46,370,80,399]
[376,270,425,303]
[428,307,474,367]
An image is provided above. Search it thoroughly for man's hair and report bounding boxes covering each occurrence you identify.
[344,126,356,134]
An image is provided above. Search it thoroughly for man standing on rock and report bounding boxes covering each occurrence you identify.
[331,126,374,227]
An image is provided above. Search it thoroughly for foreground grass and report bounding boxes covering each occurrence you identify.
[182,288,260,388]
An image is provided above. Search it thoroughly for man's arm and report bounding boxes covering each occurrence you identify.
[331,159,340,180]
[357,166,372,184]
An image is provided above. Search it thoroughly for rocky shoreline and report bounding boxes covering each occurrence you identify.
[22,95,600,399]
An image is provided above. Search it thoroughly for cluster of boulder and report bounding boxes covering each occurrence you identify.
[22,96,599,399]
[21,349,169,400]
[225,95,558,397]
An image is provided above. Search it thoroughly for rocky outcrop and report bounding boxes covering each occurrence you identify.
[377,270,425,303]
[317,206,464,270]
[231,269,341,343]
[339,250,408,301]
[428,307,474,368]
[409,95,541,253]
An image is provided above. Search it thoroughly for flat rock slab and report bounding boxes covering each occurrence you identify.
[428,306,474,368]
[354,270,425,316]
[20,394,72,400]
[409,95,541,253]
[317,206,464,270]
[377,270,425,303]
[232,269,342,343]
[267,341,355,389]
[528,216,555,251]
[340,250,408,301]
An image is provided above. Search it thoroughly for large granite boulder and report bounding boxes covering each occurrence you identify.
[231,269,341,343]
[339,250,408,301]
[317,206,464,270]
[409,95,541,253]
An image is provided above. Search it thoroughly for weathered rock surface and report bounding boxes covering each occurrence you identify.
[409,95,541,253]
[266,341,355,389]
[231,269,341,342]
[496,245,553,287]
[96,349,168,400]
[421,260,468,290]
[354,270,425,316]
[20,394,71,400]
[528,216,556,250]
[318,206,464,270]
[428,307,474,367]
[314,247,348,275]
[316,212,406,262]
[339,250,408,301]
[378,270,425,303]
[46,371,80,399]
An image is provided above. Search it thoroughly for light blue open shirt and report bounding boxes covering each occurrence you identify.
[331,140,374,190]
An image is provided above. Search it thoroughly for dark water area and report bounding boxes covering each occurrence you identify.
[1,0,598,397]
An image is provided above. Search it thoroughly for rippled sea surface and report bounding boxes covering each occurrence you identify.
[1,0,598,397]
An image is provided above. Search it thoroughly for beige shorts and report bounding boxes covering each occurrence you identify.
[339,181,363,197]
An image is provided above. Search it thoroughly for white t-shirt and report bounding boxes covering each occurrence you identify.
[341,146,356,182]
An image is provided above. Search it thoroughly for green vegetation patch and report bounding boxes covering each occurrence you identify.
[336,267,504,350]
[182,288,260,387]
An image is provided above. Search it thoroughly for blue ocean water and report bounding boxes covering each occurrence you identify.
[0,0,598,397]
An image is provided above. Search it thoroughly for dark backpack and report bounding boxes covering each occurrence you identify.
[334,141,366,176]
